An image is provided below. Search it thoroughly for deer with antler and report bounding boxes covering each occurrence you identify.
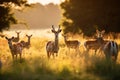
[46,25,62,59]
[5,37,23,60]
[62,34,80,55]
[12,31,21,42]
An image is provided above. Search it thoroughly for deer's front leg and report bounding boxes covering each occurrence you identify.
[19,53,22,60]
[16,54,18,60]
[47,52,50,59]
[12,54,14,60]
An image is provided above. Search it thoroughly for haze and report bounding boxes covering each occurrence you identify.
[11,3,61,30]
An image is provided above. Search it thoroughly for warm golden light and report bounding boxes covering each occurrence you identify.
[28,0,64,5]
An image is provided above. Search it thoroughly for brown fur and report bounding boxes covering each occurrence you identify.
[6,37,23,60]
[46,25,61,59]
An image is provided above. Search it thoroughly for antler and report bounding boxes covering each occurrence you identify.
[58,25,62,32]
[58,25,60,30]
[52,25,55,31]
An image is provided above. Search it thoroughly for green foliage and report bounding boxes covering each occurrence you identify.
[60,0,120,36]
[0,0,28,32]
[0,6,17,32]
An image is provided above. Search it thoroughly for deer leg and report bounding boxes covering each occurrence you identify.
[12,54,14,60]
[16,54,18,60]
[114,55,118,63]
[94,50,97,55]
[19,53,22,60]
[56,53,58,57]
[52,53,55,59]
[47,52,50,59]
[85,48,89,54]
[76,47,80,56]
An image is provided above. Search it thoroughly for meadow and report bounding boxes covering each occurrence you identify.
[0,30,120,80]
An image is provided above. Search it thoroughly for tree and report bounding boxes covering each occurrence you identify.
[60,0,120,36]
[0,0,28,32]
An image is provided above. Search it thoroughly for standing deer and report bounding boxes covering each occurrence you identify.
[5,37,23,60]
[103,41,119,62]
[12,31,21,42]
[46,25,62,59]
[62,34,80,55]
[84,29,108,54]
[20,34,32,49]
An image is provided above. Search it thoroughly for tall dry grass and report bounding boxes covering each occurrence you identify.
[0,33,120,80]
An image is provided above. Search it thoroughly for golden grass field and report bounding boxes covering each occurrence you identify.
[0,30,120,80]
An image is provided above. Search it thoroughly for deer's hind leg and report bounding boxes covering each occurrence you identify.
[47,52,51,59]
[19,53,22,60]
[11,54,14,60]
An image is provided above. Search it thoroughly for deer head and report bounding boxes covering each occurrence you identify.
[51,25,62,37]
[96,29,105,38]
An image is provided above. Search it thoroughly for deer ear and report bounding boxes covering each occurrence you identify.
[12,37,14,39]
[30,35,32,37]
[59,29,62,32]
[52,25,55,30]
[51,30,55,33]
[5,37,8,40]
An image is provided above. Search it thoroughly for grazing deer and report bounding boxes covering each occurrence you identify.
[103,41,119,62]
[84,29,107,54]
[20,34,32,49]
[46,25,62,59]
[12,31,21,42]
[62,34,80,55]
[5,37,23,60]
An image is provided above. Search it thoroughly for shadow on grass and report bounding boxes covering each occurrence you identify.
[0,56,100,80]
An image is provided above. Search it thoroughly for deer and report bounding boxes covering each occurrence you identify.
[62,34,80,55]
[5,36,23,60]
[46,25,62,59]
[12,31,21,42]
[87,30,119,62]
[84,29,109,55]
[20,34,32,49]
[102,41,119,62]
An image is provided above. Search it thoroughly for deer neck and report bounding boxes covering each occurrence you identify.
[54,35,58,47]
[17,34,19,39]
[97,37,104,44]
[8,41,13,50]
[27,37,31,45]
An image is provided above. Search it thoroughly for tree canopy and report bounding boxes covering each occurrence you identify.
[60,0,120,36]
[0,0,28,32]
